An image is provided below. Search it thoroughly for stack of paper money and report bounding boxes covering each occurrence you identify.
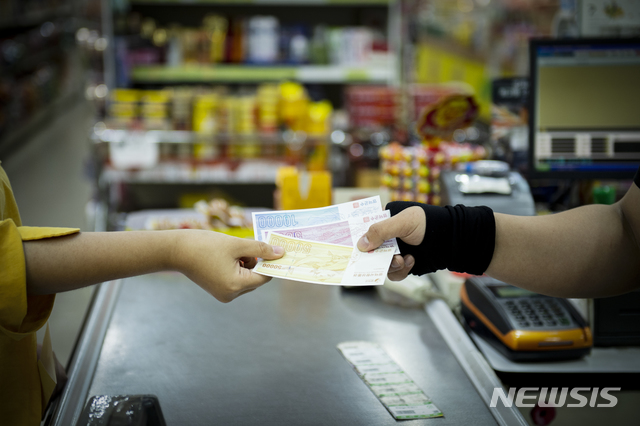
[252,196,398,286]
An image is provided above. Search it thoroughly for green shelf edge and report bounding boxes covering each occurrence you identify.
[130,0,390,5]
[130,65,384,82]
[131,66,298,82]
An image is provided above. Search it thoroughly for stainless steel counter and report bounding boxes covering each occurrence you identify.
[52,273,500,426]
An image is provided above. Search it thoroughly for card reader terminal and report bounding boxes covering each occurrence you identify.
[461,276,592,361]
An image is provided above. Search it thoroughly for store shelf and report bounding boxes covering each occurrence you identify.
[94,129,196,144]
[130,0,390,5]
[0,45,65,78]
[0,87,83,158]
[101,161,283,184]
[130,64,395,83]
[0,5,73,31]
[94,130,321,184]
[92,129,328,144]
[297,65,395,83]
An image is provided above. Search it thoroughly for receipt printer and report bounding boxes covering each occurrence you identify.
[440,161,535,216]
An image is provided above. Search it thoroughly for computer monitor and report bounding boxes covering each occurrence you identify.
[528,38,640,179]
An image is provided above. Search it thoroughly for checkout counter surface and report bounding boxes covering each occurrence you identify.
[53,273,499,426]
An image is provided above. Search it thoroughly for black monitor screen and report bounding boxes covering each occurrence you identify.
[529,38,640,179]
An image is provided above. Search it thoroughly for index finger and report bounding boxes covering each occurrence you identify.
[357,206,426,251]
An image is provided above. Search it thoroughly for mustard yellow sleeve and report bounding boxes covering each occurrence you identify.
[0,219,79,339]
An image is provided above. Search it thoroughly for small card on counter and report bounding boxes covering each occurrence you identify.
[337,341,444,420]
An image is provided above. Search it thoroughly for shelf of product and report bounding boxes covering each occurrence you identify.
[0,88,82,157]
[344,83,478,134]
[100,159,286,184]
[345,85,397,129]
[128,0,390,5]
[94,127,330,174]
[101,82,332,138]
[93,128,331,145]
[90,0,398,195]
[0,12,81,154]
[130,64,395,84]
[379,141,486,205]
[113,10,393,86]
[0,1,72,30]
[94,82,332,184]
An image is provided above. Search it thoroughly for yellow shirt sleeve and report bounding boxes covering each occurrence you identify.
[1,164,80,425]
[0,220,79,336]
[0,220,79,425]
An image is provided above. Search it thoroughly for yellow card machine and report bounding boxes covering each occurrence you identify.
[461,276,592,361]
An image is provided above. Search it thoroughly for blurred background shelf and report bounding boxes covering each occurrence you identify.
[0,4,73,31]
[0,87,84,158]
[92,128,331,144]
[130,64,395,83]
[101,162,281,184]
[129,0,390,5]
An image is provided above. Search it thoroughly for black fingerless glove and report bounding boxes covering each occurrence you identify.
[386,201,496,276]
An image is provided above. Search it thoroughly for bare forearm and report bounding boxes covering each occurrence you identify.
[24,231,180,295]
[486,203,640,298]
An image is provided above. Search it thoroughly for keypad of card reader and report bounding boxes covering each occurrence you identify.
[500,297,575,329]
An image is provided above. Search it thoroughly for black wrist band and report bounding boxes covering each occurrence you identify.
[386,201,496,276]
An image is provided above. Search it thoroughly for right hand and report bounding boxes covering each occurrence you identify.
[356,206,426,281]
[173,230,284,303]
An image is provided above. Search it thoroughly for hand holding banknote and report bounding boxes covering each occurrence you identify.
[252,197,398,286]
[357,206,426,281]
[174,230,285,302]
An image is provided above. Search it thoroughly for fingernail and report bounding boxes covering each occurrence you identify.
[406,256,415,269]
[273,246,284,255]
[357,235,369,251]
[391,258,400,269]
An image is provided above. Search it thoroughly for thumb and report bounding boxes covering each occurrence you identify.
[238,239,285,260]
[357,206,426,251]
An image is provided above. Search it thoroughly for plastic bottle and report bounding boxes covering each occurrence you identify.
[248,16,279,64]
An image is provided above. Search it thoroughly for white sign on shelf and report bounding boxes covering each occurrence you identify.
[109,132,160,170]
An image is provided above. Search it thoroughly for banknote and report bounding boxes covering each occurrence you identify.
[262,210,400,253]
[254,232,394,286]
[252,196,382,242]
[262,218,351,245]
